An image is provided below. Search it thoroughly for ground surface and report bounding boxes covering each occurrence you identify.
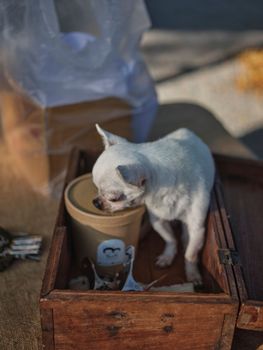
[142,0,263,158]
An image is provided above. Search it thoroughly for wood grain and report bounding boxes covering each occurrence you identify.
[133,225,186,287]
[214,155,263,332]
[40,308,54,350]
[214,154,263,186]
[41,227,68,297]
[51,299,237,350]
[201,189,236,296]
[42,289,235,305]
[216,155,263,302]
[213,175,248,302]
[237,301,263,331]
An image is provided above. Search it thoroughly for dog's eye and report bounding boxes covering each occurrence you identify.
[108,194,124,202]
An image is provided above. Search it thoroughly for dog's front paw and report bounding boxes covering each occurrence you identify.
[185,260,202,285]
[156,253,174,267]
[155,244,176,268]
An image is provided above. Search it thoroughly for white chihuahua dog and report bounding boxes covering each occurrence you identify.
[92,125,215,283]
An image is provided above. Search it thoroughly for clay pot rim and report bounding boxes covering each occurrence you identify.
[64,174,145,223]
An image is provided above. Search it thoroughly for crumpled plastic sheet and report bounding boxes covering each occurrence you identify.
[0,0,157,121]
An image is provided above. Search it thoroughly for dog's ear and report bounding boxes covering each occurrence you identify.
[116,164,146,188]
[96,124,127,149]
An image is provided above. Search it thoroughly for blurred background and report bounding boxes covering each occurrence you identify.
[143,0,263,158]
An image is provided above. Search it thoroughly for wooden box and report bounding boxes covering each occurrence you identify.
[40,149,263,349]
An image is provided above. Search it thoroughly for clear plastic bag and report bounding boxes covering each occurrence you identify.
[0,0,157,195]
[0,0,157,111]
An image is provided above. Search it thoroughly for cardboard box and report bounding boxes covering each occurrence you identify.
[0,92,132,195]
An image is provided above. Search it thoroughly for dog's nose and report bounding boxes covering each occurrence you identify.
[93,197,102,210]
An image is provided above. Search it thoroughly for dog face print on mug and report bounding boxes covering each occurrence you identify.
[97,239,125,266]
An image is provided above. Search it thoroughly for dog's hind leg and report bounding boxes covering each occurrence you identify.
[149,212,177,267]
[183,196,209,284]
[183,222,204,285]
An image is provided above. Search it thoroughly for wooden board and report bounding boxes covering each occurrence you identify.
[215,154,263,331]
[134,225,186,287]
[41,291,237,350]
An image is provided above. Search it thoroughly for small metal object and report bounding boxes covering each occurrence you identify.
[89,260,119,290]
[218,248,240,266]
[0,228,42,271]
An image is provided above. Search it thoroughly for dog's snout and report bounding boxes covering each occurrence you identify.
[93,197,102,210]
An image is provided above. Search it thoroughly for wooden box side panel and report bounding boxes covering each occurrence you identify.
[215,155,263,330]
[202,188,238,299]
[40,308,54,350]
[41,226,70,297]
[213,176,248,302]
[49,296,238,350]
[214,154,263,186]
[215,154,263,303]
[201,208,227,294]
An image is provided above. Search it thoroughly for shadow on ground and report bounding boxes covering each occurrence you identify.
[149,102,254,158]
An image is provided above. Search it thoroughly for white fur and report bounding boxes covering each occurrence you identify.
[92,125,215,284]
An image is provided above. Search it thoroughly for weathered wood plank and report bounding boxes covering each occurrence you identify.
[52,300,237,350]
[40,308,54,350]
[41,289,235,307]
[40,227,68,297]
[237,301,263,331]
[216,155,263,303]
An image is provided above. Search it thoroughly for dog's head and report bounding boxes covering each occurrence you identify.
[92,125,147,213]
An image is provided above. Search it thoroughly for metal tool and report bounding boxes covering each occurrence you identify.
[0,227,42,271]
